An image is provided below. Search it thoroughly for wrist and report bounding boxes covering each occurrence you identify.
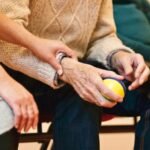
[59,57,78,82]
[0,66,9,81]
[0,67,11,93]
[108,50,132,69]
[61,57,79,71]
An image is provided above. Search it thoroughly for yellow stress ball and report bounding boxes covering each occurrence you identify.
[103,78,126,101]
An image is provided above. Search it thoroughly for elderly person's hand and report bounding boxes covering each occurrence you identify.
[59,58,124,108]
[0,66,39,133]
[111,51,150,90]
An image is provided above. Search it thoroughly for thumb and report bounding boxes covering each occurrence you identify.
[121,62,133,76]
[48,56,63,76]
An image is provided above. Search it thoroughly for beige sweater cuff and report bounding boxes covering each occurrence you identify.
[86,37,134,68]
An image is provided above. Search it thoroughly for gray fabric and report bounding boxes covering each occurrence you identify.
[0,97,14,135]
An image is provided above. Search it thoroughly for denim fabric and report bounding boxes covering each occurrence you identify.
[103,90,150,150]
[52,85,101,150]
[2,63,150,150]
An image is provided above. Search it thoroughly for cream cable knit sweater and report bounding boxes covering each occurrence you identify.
[0,0,134,134]
[0,0,133,88]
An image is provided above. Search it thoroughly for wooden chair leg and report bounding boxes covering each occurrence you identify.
[133,116,138,128]
[40,123,53,150]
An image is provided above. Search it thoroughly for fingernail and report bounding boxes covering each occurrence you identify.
[57,69,63,76]
[139,80,143,85]
[128,86,132,91]
[117,97,123,103]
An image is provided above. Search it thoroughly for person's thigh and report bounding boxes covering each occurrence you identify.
[52,85,101,150]
[103,89,150,116]
[0,128,19,150]
[30,83,101,150]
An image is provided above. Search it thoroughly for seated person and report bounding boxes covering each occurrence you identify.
[0,1,150,150]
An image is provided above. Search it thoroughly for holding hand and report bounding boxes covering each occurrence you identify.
[0,66,39,133]
[60,58,124,108]
[28,38,77,75]
[0,14,76,75]
[111,51,150,90]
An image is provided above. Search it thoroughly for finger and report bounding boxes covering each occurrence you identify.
[98,94,117,108]
[128,79,139,91]
[134,54,145,78]
[12,104,22,130]
[120,61,133,76]
[71,79,102,106]
[98,69,124,80]
[81,90,99,105]
[18,105,28,132]
[72,82,96,104]
[129,67,150,90]
[24,105,34,132]
[86,84,117,108]
[74,81,116,107]
[134,61,146,79]
[48,55,63,75]
[97,80,123,103]
[32,104,39,129]
[138,66,150,85]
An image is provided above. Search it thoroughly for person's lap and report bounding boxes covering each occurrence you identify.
[21,63,150,150]
[2,63,150,150]
[103,89,150,116]
[103,88,150,150]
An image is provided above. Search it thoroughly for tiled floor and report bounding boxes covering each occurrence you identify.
[19,117,135,150]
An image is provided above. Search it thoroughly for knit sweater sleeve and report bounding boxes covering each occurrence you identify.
[86,0,134,67]
[0,0,59,89]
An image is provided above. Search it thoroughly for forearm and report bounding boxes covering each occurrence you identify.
[0,13,39,50]
[0,41,62,89]
[0,65,10,82]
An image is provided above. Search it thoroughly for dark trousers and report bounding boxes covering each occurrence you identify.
[49,85,150,150]
[104,89,150,150]
[0,128,19,150]
[1,64,150,150]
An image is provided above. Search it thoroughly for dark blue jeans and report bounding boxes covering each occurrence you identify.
[104,89,150,150]
[2,64,150,150]
[36,84,150,150]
